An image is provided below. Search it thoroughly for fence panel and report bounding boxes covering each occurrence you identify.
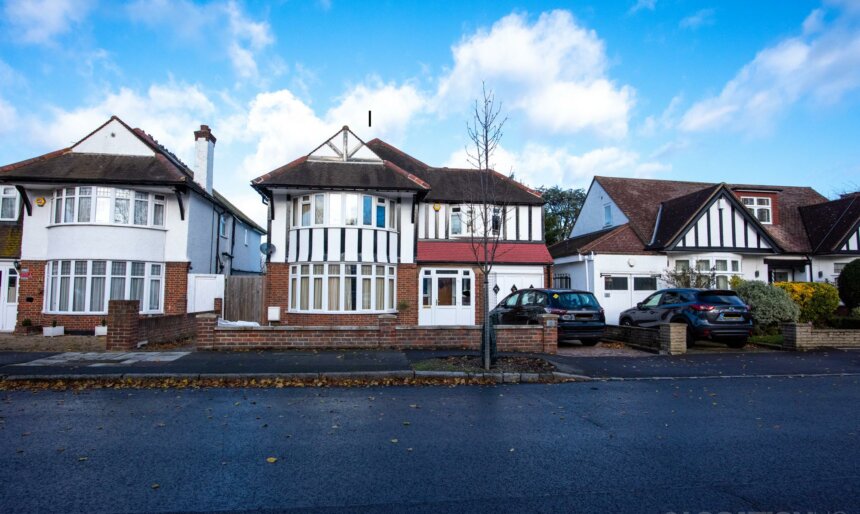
[225,275,264,323]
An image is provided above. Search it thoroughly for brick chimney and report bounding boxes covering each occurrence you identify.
[194,124,216,194]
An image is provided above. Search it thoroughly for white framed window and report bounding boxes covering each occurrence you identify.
[45,260,164,314]
[243,227,249,246]
[288,262,396,313]
[1,187,19,220]
[51,187,166,228]
[741,196,772,224]
[289,192,398,230]
[603,204,612,226]
[450,207,463,235]
[675,256,743,289]
[218,214,227,237]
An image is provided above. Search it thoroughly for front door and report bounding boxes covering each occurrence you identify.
[0,265,19,332]
[418,268,475,326]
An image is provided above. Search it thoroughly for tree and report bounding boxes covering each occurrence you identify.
[660,266,714,289]
[540,186,586,246]
[464,82,508,370]
[838,258,860,309]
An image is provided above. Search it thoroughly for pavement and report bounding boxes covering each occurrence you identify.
[1,376,858,512]
[1,346,859,381]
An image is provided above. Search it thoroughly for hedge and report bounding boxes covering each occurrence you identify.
[733,280,800,329]
[774,281,840,326]
[838,259,860,309]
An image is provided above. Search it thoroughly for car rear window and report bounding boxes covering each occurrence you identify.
[550,292,600,310]
[697,291,745,305]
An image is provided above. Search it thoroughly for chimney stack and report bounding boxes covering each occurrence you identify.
[194,124,216,194]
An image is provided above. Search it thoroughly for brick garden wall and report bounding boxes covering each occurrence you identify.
[782,323,860,350]
[197,313,559,354]
[603,323,686,355]
[107,298,221,350]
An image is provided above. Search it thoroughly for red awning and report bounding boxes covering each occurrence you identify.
[416,241,553,264]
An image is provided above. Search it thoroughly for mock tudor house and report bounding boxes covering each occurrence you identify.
[0,116,265,333]
[251,127,552,327]
[550,176,860,324]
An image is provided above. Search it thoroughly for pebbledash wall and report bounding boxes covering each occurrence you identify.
[196,313,559,354]
[15,261,189,334]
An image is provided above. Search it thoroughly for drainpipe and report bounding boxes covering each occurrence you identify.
[229,214,237,275]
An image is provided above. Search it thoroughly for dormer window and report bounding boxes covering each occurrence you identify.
[741,196,772,224]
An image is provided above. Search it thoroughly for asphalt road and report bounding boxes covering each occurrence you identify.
[2,377,859,513]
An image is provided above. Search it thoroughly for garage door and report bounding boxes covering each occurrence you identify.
[601,275,658,324]
[490,266,545,308]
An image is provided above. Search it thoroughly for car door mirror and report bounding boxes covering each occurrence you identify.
[636,302,644,310]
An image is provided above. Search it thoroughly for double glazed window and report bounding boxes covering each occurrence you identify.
[674,258,742,289]
[290,263,396,313]
[0,187,18,220]
[292,193,397,229]
[46,260,164,314]
[53,187,165,227]
[741,196,772,224]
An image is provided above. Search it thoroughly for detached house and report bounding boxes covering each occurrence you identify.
[0,116,265,333]
[251,127,552,327]
[550,176,860,324]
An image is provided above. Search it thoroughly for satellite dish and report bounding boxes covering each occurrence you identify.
[259,242,276,255]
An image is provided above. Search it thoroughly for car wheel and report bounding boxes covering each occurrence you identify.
[725,337,748,349]
[579,339,599,346]
[620,318,633,327]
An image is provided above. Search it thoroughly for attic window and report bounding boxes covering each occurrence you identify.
[741,196,772,224]
[603,204,612,227]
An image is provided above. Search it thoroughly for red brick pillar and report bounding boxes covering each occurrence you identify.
[106,300,140,351]
[195,313,217,350]
[213,298,223,316]
[539,314,558,355]
[378,314,397,348]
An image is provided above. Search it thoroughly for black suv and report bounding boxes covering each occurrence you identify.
[490,288,606,345]
[618,288,752,347]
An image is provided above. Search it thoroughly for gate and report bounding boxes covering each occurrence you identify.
[224,275,264,323]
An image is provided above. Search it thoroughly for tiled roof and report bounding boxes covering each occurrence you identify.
[800,194,860,252]
[366,139,544,205]
[417,241,553,264]
[648,184,721,248]
[595,176,828,253]
[251,156,430,192]
[549,224,656,257]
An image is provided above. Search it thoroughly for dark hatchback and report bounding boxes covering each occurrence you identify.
[618,288,752,347]
[490,288,606,345]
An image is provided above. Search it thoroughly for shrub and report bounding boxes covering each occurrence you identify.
[830,316,860,330]
[774,281,840,326]
[733,279,800,329]
[852,306,860,319]
[838,259,860,309]
[729,275,744,290]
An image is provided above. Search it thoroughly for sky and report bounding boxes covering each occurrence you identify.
[1,0,860,226]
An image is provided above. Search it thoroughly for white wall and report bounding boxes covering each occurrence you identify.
[71,119,153,157]
[416,202,542,241]
[571,181,628,237]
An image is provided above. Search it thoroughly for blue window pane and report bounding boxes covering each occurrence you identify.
[376,205,385,227]
[363,196,372,225]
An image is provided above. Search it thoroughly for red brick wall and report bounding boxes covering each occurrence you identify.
[164,262,189,315]
[15,260,46,332]
[396,264,418,324]
[263,262,289,323]
[106,300,140,351]
[138,313,196,345]
[196,313,558,353]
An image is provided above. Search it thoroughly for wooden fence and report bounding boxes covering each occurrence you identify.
[224,275,264,323]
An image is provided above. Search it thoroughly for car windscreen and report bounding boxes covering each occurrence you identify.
[697,291,745,305]
[550,292,600,310]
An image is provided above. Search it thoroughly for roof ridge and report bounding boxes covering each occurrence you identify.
[0,147,70,173]
[383,160,431,190]
[367,138,430,169]
[582,223,639,251]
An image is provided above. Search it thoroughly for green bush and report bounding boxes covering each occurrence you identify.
[851,306,860,319]
[774,281,840,326]
[733,279,800,330]
[829,317,860,330]
[838,259,860,309]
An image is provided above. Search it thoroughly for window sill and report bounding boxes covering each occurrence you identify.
[47,223,167,231]
[290,226,397,233]
[288,309,397,315]
[43,311,163,316]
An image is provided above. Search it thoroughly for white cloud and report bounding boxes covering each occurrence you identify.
[328,79,426,140]
[445,144,668,190]
[127,0,274,81]
[33,83,216,158]
[679,9,715,30]
[628,0,656,15]
[0,97,17,135]
[680,5,860,134]
[2,0,94,45]
[436,10,635,138]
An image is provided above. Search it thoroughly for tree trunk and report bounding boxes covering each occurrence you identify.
[482,275,491,370]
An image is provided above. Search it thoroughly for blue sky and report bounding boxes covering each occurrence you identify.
[1,0,859,225]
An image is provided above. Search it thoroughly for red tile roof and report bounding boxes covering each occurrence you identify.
[417,241,553,264]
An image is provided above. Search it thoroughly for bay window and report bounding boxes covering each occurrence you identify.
[46,260,165,314]
[52,187,166,228]
[289,192,397,229]
[289,263,396,313]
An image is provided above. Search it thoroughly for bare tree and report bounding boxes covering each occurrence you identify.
[464,82,509,370]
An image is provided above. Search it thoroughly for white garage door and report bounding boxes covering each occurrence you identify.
[600,275,659,324]
[489,266,545,308]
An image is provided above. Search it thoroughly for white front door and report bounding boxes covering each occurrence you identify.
[418,268,475,326]
[0,265,19,332]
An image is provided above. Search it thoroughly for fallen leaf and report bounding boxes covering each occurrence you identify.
[266,457,278,463]
[390,439,398,444]
[151,483,160,490]
[78,457,88,461]
[402,421,411,426]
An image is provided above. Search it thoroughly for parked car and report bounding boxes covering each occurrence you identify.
[490,288,606,345]
[618,288,752,348]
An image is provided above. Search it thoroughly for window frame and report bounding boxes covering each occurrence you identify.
[288,262,396,314]
[741,196,773,225]
[51,187,166,229]
[0,186,19,221]
[44,259,165,315]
